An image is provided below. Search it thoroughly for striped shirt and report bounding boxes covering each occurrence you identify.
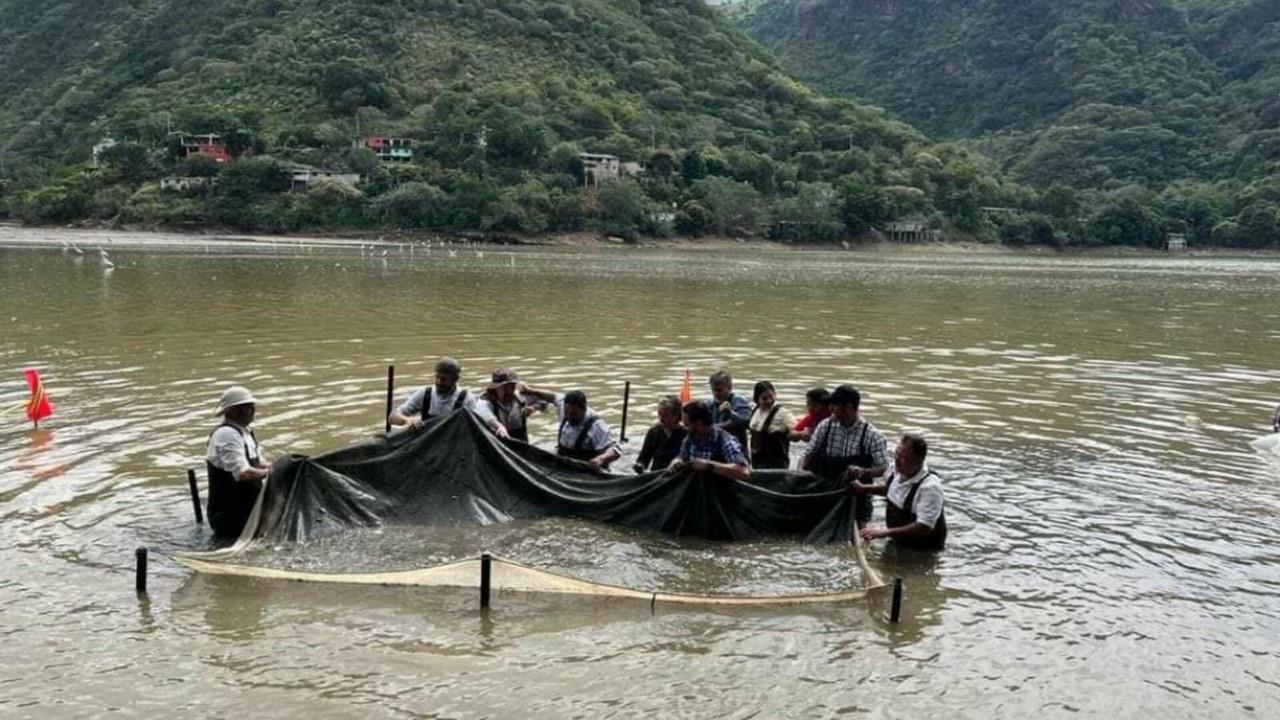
[802,416,889,465]
[679,427,748,466]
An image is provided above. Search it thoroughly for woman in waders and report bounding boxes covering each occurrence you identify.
[747,381,795,470]
[204,386,272,539]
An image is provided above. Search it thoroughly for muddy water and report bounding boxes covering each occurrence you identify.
[1,228,1278,717]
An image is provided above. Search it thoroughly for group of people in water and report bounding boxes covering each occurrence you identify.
[204,357,947,553]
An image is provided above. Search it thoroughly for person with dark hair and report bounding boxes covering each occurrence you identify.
[389,356,506,437]
[634,395,688,473]
[747,381,795,469]
[707,369,751,448]
[800,384,889,523]
[857,433,947,551]
[671,401,750,480]
[1273,404,1280,433]
[522,385,620,471]
[789,387,832,442]
[205,386,271,539]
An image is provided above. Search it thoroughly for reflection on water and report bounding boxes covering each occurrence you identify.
[2,228,1279,716]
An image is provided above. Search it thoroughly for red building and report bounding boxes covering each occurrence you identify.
[182,134,231,164]
[363,136,413,161]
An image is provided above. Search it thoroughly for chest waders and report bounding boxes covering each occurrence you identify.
[810,422,876,523]
[206,423,264,539]
[749,405,790,470]
[558,415,606,465]
[488,397,529,442]
[885,471,948,551]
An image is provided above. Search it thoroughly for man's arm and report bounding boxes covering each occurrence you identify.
[389,388,425,427]
[235,464,272,482]
[852,481,889,497]
[691,458,750,481]
[520,383,557,403]
[850,427,889,481]
[463,392,509,439]
[213,430,271,482]
[724,394,751,432]
[590,446,621,471]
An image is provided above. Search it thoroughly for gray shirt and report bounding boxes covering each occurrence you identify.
[554,395,618,453]
[399,385,495,423]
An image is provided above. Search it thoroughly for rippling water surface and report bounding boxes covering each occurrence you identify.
[2,227,1279,717]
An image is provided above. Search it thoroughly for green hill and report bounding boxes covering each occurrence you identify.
[740,0,1280,246]
[0,0,1030,240]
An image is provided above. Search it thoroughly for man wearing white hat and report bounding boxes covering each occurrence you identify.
[205,386,271,539]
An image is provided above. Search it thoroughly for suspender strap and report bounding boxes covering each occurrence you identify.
[575,415,599,451]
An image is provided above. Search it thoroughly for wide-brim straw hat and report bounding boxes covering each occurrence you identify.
[214,385,257,416]
[487,369,520,391]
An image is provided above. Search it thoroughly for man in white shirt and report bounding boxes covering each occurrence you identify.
[521,386,621,471]
[856,433,947,551]
[388,357,507,437]
[205,386,272,539]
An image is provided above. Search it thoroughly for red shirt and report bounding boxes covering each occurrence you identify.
[793,411,829,433]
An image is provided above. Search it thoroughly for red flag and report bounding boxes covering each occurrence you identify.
[24,369,53,424]
[679,369,693,404]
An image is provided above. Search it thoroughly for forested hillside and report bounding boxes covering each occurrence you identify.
[741,0,1280,246]
[0,0,1027,240]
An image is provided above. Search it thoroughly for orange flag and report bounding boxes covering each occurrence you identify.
[679,369,693,404]
[24,369,53,426]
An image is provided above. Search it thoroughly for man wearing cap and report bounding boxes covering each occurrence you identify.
[521,386,621,471]
[389,357,508,438]
[482,369,539,442]
[205,386,271,539]
[800,384,889,524]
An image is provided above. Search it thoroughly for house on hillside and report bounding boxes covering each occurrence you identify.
[884,219,931,242]
[580,153,620,188]
[1166,233,1187,252]
[180,134,231,164]
[287,163,362,190]
[362,136,413,162]
[91,138,118,168]
[160,176,215,193]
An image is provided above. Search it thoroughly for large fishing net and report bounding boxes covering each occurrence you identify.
[177,411,886,605]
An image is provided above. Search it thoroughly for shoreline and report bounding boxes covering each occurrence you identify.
[0,220,1276,258]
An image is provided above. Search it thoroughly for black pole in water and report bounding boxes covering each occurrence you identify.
[480,552,492,610]
[620,380,631,442]
[135,547,148,594]
[187,468,203,525]
[889,577,903,624]
[384,364,396,434]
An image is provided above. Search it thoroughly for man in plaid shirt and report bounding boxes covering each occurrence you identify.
[801,384,889,522]
[671,402,750,481]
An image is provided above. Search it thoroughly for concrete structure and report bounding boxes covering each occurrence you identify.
[160,176,214,193]
[287,164,362,191]
[620,161,646,177]
[884,220,930,242]
[180,134,231,164]
[1166,233,1187,252]
[363,137,413,162]
[580,153,620,188]
[91,138,118,168]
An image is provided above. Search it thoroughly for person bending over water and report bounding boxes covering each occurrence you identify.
[857,433,947,551]
[670,401,750,481]
[205,386,272,539]
[747,380,795,469]
[634,395,687,473]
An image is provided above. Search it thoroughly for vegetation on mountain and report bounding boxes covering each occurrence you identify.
[0,0,1037,242]
[740,0,1280,247]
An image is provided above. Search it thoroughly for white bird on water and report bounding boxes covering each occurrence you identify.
[447,248,458,258]
[98,247,115,268]
[71,244,84,255]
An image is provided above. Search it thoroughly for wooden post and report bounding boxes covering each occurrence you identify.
[384,364,395,434]
[889,577,903,624]
[620,380,631,443]
[480,552,492,610]
[135,547,148,594]
[187,468,203,524]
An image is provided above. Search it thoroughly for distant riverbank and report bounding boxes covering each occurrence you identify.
[1,221,1275,258]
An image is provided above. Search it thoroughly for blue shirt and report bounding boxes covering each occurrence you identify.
[709,393,751,436]
[679,427,748,466]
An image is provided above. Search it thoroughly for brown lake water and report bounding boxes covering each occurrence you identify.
[1,227,1278,717]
